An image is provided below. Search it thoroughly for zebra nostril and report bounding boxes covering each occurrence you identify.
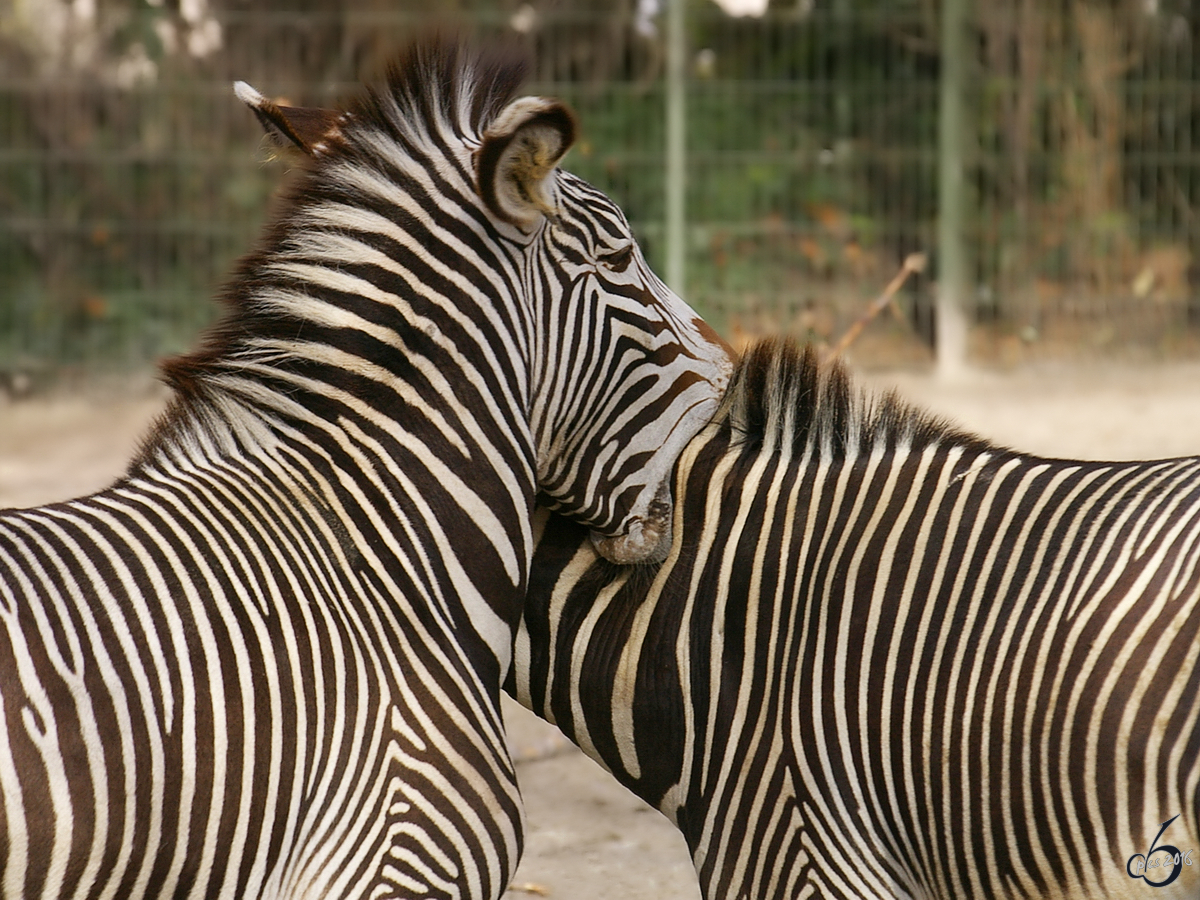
[590,521,670,565]
[589,482,674,565]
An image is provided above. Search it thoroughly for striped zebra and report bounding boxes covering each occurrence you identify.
[0,38,731,900]
[515,338,1200,900]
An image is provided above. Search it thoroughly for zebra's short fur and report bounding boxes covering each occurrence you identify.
[0,37,730,900]
[517,338,1200,899]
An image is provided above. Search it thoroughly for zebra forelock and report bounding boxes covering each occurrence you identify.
[385,36,526,141]
[718,338,989,462]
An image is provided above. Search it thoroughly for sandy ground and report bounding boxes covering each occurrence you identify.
[3,358,1200,898]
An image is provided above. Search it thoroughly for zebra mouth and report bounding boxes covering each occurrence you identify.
[589,482,674,566]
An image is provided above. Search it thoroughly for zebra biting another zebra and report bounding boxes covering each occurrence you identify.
[516,338,1200,899]
[0,37,730,899]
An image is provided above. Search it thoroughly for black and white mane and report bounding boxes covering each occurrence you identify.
[718,338,994,460]
[144,39,529,450]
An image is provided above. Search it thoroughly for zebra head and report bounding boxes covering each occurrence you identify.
[472,94,733,565]
[235,40,732,566]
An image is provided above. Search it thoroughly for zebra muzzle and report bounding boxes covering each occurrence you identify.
[589,482,674,566]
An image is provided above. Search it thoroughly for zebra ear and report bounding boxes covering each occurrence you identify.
[235,81,347,158]
[476,97,576,229]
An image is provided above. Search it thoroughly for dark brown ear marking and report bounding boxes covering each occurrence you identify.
[475,97,576,228]
[234,81,348,157]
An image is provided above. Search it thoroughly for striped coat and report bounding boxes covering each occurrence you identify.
[517,339,1200,899]
[0,38,730,899]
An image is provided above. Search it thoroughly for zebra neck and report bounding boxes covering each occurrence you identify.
[515,509,691,819]
[132,380,535,674]
[148,168,539,517]
[139,349,538,531]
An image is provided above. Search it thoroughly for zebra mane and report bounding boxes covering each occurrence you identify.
[149,35,528,443]
[355,35,528,150]
[717,338,992,460]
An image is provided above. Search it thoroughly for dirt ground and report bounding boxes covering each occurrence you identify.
[3,358,1200,898]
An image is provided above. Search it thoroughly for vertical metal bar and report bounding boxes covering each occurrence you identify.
[834,0,851,141]
[938,0,970,377]
[665,0,686,294]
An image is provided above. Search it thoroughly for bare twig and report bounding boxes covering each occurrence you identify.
[507,883,551,896]
[824,253,927,363]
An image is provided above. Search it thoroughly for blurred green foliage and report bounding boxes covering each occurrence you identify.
[3,0,1200,371]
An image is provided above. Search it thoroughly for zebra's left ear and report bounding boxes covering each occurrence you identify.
[235,81,348,158]
[476,97,576,230]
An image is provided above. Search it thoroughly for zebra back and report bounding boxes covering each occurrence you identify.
[517,338,1200,900]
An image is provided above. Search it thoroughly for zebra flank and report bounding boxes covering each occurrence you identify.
[516,338,1200,899]
[0,36,730,900]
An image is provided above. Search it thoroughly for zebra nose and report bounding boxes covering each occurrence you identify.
[589,481,674,565]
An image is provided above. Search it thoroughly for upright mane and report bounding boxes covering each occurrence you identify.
[355,36,528,150]
[145,36,529,455]
[716,338,993,460]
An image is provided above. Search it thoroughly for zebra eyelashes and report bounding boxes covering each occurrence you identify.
[597,243,635,272]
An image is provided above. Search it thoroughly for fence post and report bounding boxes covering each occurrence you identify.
[665,0,687,295]
[938,0,970,377]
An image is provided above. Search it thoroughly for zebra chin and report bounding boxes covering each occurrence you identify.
[588,481,674,565]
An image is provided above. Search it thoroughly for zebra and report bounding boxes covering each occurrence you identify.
[0,37,732,900]
[513,338,1200,900]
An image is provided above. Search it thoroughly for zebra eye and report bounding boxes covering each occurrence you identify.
[598,243,635,272]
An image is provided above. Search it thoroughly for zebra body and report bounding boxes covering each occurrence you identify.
[516,340,1200,899]
[0,39,730,899]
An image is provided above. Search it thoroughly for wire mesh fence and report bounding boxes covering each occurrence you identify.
[2,0,1200,382]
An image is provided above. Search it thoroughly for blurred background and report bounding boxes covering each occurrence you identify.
[4,0,1200,389]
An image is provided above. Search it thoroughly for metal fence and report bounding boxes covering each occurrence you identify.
[3,0,1200,381]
